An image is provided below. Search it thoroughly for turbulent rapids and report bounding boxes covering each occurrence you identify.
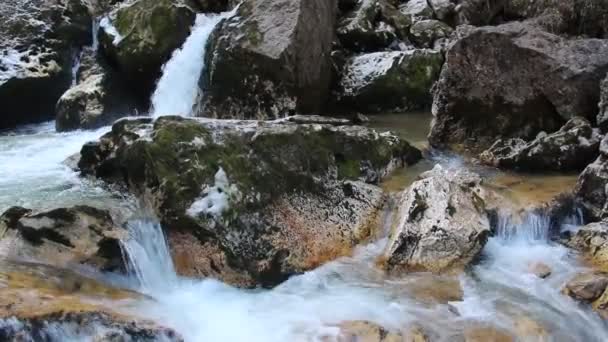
[2,0,608,341]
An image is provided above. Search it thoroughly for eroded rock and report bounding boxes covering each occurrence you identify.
[78,116,421,287]
[335,50,443,113]
[430,22,608,150]
[0,206,126,272]
[200,0,337,119]
[383,165,491,273]
[479,117,602,171]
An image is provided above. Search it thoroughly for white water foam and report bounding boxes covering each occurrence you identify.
[150,10,235,118]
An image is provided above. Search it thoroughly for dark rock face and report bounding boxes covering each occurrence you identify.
[575,135,608,221]
[0,206,126,272]
[55,48,141,132]
[199,0,338,120]
[383,165,491,273]
[480,117,602,171]
[429,22,608,150]
[334,50,444,113]
[98,0,196,103]
[598,74,608,131]
[0,0,92,129]
[78,116,421,287]
[455,0,507,25]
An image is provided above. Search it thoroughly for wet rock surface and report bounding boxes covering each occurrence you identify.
[480,117,602,172]
[0,205,127,272]
[99,0,196,101]
[78,116,421,287]
[0,0,91,129]
[429,22,608,150]
[383,165,491,273]
[200,0,338,120]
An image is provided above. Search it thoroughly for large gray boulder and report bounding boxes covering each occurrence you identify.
[98,0,196,102]
[383,165,491,273]
[335,50,444,113]
[479,117,601,171]
[55,49,140,131]
[598,74,608,131]
[78,116,421,287]
[199,0,338,120]
[0,0,91,129]
[430,22,608,150]
[0,206,126,272]
[575,135,608,221]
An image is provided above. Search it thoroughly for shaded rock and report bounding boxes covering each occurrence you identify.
[337,0,397,52]
[335,50,444,113]
[565,221,608,268]
[409,19,453,48]
[383,165,491,273]
[98,0,196,102]
[429,0,456,21]
[187,0,232,13]
[0,0,92,129]
[0,206,127,273]
[528,262,552,279]
[455,0,507,26]
[479,117,602,171]
[563,272,608,302]
[430,22,608,150]
[399,0,434,21]
[78,116,421,287]
[55,48,141,131]
[599,74,608,131]
[575,135,608,221]
[378,0,413,40]
[200,0,338,120]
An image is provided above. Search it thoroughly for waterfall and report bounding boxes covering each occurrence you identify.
[92,17,101,52]
[150,10,235,118]
[120,218,178,294]
[70,51,82,86]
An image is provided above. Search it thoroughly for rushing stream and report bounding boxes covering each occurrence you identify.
[1,6,607,341]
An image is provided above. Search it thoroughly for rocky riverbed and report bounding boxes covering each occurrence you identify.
[1,0,608,340]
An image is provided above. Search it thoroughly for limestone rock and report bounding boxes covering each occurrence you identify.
[409,19,453,48]
[0,206,126,272]
[430,22,608,150]
[479,117,602,171]
[563,272,608,303]
[455,0,507,26]
[428,0,456,21]
[78,116,422,287]
[98,0,196,101]
[200,0,338,119]
[55,48,140,131]
[565,221,608,268]
[335,50,444,113]
[0,0,91,129]
[575,135,608,221]
[598,74,608,131]
[399,0,434,21]
[383,165,491,273]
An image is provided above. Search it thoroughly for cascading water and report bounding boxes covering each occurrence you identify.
[150,10,235,118]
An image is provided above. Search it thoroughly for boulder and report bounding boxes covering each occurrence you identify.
[455,0,507,25]
[575,135,608,221]
[429,22,608,150]
[429,0,456,21]
[55,48,141,131]
[337,0,392,52]
[335,50,444,113]
[599,74,608,131]
[199,0,338,120]
[383,165,491,273]
[563,272,608,317]
[0,0,91,129]
[399,0,434,21]
[98,0,196,102]
[479,117,601,171]
[0,206,127,272]
[78,116,422,287]
[409,19,453,48]
[565,221,608,268]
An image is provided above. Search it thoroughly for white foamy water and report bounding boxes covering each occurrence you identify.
[150,11,235,118]
[0,122,120,213]
[119,209,608,341]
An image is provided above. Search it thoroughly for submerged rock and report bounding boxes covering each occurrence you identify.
[200,0,337,119]
[429,22,608,150]
[479,117,602,171]
[383,165,491,273]
[335,50,443,113]
[98,0,196,101]
[334,321,409,342]
[575,135,608,221]
[78,116,421,287]
[0,206,126,272]
[528,262,552,279]
[0,0,91,129]
[599,75,608,131]
[55,48,141,131]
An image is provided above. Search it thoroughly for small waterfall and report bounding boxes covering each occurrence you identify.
[120,218,178,294]
[150,10,235,118]
[70,51,82,86]
[92,17,101,52]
